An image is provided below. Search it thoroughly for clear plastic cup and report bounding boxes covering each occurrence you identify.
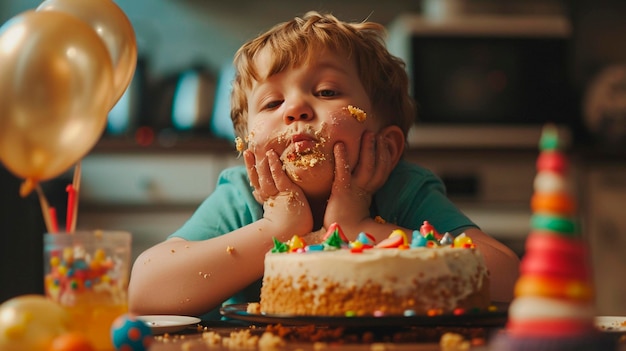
[44,230,131,350]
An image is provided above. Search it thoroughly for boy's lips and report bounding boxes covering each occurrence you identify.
[289,133,318,153]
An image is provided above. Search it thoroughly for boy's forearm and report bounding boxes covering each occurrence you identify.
[127,219,295,316]
[463,228,520,303]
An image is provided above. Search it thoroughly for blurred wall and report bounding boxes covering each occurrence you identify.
[0,167,46,302]
[0,0,565,77]
[1,0,422,78]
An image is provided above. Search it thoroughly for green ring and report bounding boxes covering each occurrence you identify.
[531,213,578,235]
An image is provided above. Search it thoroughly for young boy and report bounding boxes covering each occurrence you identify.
[128,11,519,318]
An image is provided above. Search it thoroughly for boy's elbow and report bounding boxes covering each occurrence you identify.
[127,270,148,314]
[488,245,520,303]
[464,228,520,303]
[127,252,160,315]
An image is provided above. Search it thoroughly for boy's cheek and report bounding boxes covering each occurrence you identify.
[245,123,270,150]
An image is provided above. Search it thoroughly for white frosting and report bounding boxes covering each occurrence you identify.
[509,296,595,321]
[263,247,487,309]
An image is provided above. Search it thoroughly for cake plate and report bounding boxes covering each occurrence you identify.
[220,303,508,328]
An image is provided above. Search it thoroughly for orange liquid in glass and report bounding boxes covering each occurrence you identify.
[62,291,128,350]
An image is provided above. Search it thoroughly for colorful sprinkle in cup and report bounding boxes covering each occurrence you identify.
[44,230,131,350]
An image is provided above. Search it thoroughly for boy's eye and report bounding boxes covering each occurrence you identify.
[264,100,282,109]
[317,89,338,97]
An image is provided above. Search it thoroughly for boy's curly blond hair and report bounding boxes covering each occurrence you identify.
[230,11,416,141]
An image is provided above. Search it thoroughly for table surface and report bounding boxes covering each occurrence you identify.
[145,319,626,351]
[151,336,450,351]
[146,320,495,351]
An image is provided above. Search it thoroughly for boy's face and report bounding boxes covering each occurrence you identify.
[244,47,380,197]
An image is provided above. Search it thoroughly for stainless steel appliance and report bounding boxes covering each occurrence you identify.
[387,13,578,148]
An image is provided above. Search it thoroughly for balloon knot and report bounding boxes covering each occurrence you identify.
[19,179,37,197]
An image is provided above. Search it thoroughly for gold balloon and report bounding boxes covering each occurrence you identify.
[0,11,114,186]
[37,0,138,106]
[0,295,73,351]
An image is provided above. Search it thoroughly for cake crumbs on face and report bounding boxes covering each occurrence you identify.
[226,246,235,254]
[347,105,367,122]
[235,136,245,152]
[280,124,328,180]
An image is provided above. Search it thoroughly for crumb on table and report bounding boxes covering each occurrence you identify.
[440,332,470,351]
[258,332,286,349]
[223,330,259,348]
[201,331,222,346]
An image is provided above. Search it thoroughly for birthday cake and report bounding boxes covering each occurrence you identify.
[259,222,490,316]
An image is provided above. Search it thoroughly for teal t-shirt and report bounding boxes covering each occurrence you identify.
[169,159,477,318]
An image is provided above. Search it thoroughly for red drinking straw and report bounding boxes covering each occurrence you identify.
[48,207,59,233]
[68,162,82,233]
[66,184,76,233]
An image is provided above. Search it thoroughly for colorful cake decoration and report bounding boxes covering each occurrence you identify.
[322,231,344,250]
[271,221,475,254]
[262,221,491,318]
[286,235,306,252]
[490,124,615,350]
[420,220,442,240]
[270,237,289,253]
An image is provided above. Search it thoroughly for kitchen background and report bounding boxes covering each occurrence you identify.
[1,0,626,315]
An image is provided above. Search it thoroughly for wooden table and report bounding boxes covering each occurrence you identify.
[146,316,626,351]
[148,320,493,351]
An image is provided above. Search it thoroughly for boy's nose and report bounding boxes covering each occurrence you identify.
[283,99,314,123]
[286,113,311,122]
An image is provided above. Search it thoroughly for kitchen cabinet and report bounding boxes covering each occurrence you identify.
[582,162,626,315]
[77,148,244,261]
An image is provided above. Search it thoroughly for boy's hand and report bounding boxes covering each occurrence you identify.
[323,131,393,236]
[244,149,314,235]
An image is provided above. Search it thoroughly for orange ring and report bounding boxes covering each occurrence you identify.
[531,193,576,215]
[514,275,594,301]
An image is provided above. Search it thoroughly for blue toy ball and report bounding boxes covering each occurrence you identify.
[110,314,152,351]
